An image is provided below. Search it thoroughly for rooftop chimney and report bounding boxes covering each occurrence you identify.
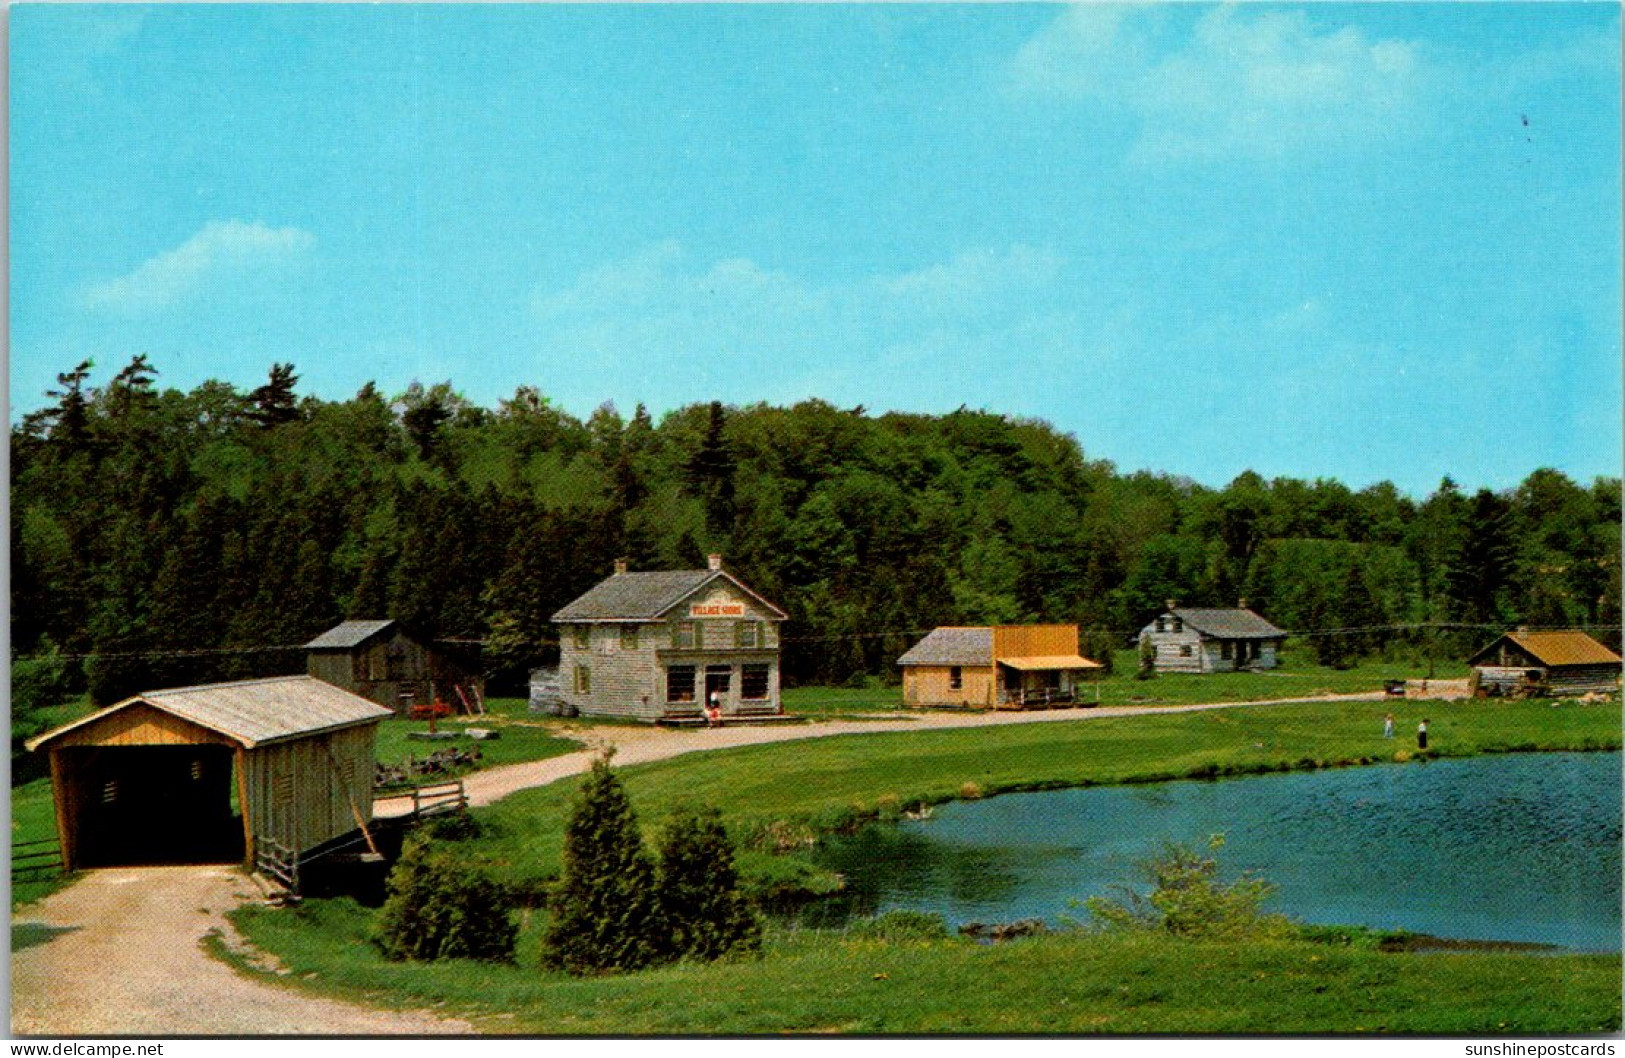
[708,553,723,572]
[1237,597,1249,610]
[613,558,628,576]
[1165,599,1177,612]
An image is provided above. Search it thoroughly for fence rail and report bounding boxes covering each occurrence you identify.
[12,838,63,880]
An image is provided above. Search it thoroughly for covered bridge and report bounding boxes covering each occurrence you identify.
[26,676,392,872]
[1467,630,1621,697]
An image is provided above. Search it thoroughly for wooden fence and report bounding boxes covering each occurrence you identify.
[12,838,63,881]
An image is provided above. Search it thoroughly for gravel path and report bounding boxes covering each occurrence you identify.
[424,691,1386,810]
[10,865,474,1036]
[14,691,1380,1036]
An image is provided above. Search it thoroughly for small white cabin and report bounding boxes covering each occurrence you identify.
[1139,603,1287,674]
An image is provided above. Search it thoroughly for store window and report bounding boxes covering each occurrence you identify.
[667,665,697,702]
[742,664,770,700]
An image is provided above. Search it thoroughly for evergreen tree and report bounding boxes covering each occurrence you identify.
[247,363,302,428]
[41,359,95,448]
[542,754,667,974]
[656,805,761,962]
[376,836,517,963]
[686,400,736,539]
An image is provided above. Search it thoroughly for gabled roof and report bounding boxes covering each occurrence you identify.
[897,627,994,667]
[26,676,393,752]
[304,619,398,650]
[1469,630,1621,668]
[552,569,788,623]
[1167,608,1287,640]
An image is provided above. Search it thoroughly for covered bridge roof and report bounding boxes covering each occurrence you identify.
[553,569,787,623]
[1168,608,1287,640]
[304,619,398,650]
[27,676,393,752]
[897,627,994,667]
[1468,630,1621,668]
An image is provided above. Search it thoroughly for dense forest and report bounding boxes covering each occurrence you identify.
[11,356,1622,722]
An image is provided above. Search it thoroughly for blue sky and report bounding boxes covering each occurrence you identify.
[11,4,1621,494]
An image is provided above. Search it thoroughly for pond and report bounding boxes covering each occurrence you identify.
[803,752,1622,952]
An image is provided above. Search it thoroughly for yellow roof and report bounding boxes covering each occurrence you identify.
[997,654,1102,671]
[1505,631,1621,667]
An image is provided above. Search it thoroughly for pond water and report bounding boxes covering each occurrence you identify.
[803,752,1623,952]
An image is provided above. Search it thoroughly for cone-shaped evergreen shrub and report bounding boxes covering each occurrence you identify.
[542,753,666,974]
[657,805,762,961]
[375,836,517,963]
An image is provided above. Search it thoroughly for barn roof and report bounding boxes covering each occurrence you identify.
[1169,608,1287,640]
[304,619,398,650]
[552,569,787,623]
[897,627,994,667]
[1469,630,1621,668]
[26,676,393,752]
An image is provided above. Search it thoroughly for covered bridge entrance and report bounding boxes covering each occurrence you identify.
[27,676,392,873]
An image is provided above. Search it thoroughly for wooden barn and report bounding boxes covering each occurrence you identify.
[1467,630,1622,697]
[897,625,1101,709]
[1138,602,1287,674]
[305,619,484,715]
[25,676,392,873]
[552,555,788,722]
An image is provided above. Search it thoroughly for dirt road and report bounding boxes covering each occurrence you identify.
[10,865,473,1036]
[419,691,1385,809]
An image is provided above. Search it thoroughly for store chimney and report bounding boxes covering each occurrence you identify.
[708,553,723,572]
[1165,599,1177,612]
[1237,597,1249,610]
[613,558,628,576]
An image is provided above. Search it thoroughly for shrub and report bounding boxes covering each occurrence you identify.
[1136,635,1156,680]
[848,909,951,942]
[375,838,516,963]
[542,753,666,974]
[875,794,903,822]
[1085,834,1293,940]
[656,805,761,961]
[959,781,984,800]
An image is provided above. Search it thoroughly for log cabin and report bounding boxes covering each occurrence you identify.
[1138,602,1287,673]
[1467,629,1621,697]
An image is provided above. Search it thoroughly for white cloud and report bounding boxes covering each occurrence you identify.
[527,242,1081,406]
[1010,6,1424,162]
[85,220,315,311]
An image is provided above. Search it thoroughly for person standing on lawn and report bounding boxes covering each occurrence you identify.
[1417,718,1429,751]
[1383,713,1395,739]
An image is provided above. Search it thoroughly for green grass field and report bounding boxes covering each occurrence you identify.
[447,696,1620,898]
[228,897,1621,1034]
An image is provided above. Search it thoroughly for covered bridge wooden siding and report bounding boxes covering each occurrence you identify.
[26,676,392,872]
[1467,630,1622,697]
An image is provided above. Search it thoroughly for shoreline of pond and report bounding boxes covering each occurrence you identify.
[791,749,1622,953]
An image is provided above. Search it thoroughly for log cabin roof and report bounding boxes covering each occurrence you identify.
[1166,608,1287,640]
[26,675,393,751]
[1468,630,1621,668]
[552,569,788,623]
[897,627,994,667]
[304,619,398,650]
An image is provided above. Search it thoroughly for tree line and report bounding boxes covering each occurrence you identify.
[11,356,1621,720]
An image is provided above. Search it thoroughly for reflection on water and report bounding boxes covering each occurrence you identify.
[802,752,1622,951]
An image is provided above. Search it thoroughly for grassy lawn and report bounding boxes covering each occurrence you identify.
[372,711,581,775]
[783,651,1468,717]
[229,898,1621,1034]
